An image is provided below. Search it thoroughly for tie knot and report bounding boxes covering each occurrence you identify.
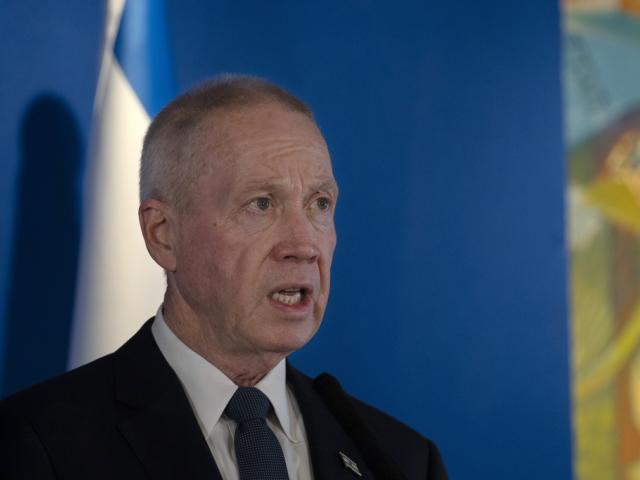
[225,387,271,423]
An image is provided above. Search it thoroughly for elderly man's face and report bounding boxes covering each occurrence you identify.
[172,102,337,358]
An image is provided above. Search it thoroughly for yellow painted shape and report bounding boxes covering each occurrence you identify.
[576,301,640,399]
[583,178,640,233]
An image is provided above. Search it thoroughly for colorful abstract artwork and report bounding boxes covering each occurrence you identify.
[564,2,640,478]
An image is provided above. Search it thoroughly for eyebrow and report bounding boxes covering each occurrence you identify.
[316,179,339,195]
[241,178,339,195]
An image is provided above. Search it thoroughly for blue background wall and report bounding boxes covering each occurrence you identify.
[0,1,572,478]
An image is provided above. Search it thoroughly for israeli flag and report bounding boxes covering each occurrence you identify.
[69,0,173,368]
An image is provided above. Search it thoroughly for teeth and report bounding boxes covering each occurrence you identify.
[271,290,303,305]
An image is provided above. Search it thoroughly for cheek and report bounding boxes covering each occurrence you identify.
[233,211,276,237]
[316,233,336,298]
[322,227,337,263]
[177,225,232,289]
[209,238,270,297]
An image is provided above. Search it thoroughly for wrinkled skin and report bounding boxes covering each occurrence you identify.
[140,102,338,385]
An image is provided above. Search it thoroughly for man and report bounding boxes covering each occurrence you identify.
[1,76,447,479]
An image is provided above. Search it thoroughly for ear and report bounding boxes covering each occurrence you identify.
[139,199,178,272]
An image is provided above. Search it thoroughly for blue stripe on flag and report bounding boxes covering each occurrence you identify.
[113,0,175,117]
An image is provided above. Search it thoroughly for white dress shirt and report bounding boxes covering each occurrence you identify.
[151,308,314,480]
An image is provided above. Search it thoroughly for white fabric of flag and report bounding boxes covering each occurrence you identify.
[69,0,172,368]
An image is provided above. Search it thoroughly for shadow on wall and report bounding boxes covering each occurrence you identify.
[2,94,83,397]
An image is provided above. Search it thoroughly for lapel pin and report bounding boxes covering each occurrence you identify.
[339,451,362,477]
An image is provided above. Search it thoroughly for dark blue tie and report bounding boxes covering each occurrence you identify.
[225,387,290,480]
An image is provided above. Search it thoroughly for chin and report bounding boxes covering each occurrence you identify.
[261,320,320,355]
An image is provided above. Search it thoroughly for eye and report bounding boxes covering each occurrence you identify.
[316,197,331,211]
[252,197,271,211]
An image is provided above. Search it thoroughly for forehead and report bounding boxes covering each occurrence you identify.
[195,102,334,185]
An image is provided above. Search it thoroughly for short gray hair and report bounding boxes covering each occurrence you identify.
[139,74,313,210]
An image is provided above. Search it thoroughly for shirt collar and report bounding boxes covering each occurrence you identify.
[151,307,295,441]
[253,356,292,440]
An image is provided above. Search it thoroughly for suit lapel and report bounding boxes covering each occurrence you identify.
[287,364,374,480]
[113,320,222,480]
[111,321,373,480]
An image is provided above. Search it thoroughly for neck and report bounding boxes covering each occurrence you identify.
[162,288,285,387]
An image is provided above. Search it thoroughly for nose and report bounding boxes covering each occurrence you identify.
[271,210,320,263]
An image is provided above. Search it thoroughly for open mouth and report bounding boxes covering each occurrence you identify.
[270,287,309,306]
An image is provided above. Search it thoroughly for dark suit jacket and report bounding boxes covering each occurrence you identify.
[0,320,447,479]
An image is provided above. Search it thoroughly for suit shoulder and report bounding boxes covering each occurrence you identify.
[306,368,448,480]
[0,355,127,479]
[1,354,115,424]
[348,394,447,479]
[349,393,436,448]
